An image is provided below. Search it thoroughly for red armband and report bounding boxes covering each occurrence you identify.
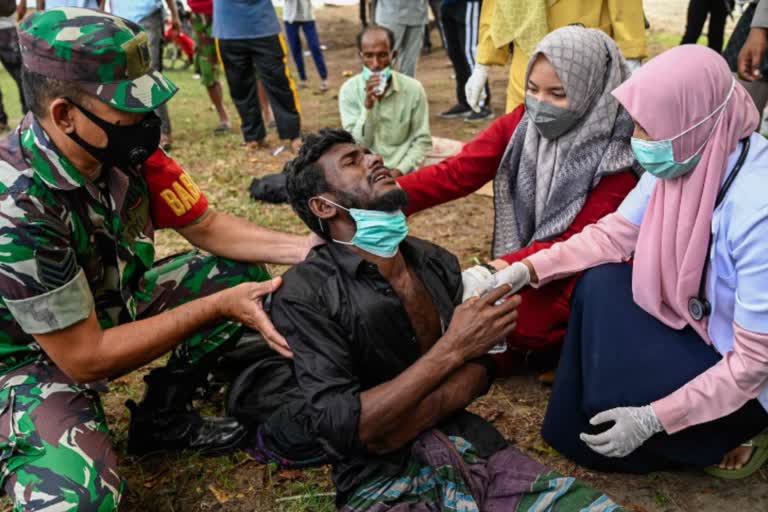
[143,149,209,229]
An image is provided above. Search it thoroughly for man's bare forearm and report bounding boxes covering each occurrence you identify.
[357,335,466,448]
[94,293,226,379]
[365,362,490,454]
[357,286,520,452]
[164,0,179,20]
[36,291,228,383]
[178,211,308,265]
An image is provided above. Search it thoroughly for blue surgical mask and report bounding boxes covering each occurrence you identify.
[631,138,702,179]
[631,79,735,180]
[315,197,408,258]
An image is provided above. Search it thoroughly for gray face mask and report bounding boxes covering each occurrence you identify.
[524,95,582,140]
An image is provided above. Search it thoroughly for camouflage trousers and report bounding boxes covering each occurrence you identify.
[191,13,220,88]
[0,252,269,511]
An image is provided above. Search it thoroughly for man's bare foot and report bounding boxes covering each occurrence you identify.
[290,137,302,154]
[213,120,231,135]
[717,444,753,470]
[537,369,557,386]
[242,139,269,150]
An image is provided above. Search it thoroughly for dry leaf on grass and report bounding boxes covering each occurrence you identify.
[208,484,230,504]
[278,468,303,481]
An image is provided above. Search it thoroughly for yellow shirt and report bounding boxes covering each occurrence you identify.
[476,0,647,111]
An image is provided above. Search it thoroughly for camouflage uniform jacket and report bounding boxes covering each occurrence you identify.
[0,114,209,374]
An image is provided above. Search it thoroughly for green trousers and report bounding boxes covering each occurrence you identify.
[0,253,269,511]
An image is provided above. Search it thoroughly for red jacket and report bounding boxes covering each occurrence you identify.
[397,104,638,354]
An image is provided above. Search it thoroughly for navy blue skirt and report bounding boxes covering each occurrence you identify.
[542,263,768,473]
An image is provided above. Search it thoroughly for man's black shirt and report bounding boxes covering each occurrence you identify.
[270,237,503,502]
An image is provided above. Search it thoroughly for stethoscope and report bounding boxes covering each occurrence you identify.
[688,137,750,322]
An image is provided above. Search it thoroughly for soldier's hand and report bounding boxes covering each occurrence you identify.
[221,277,293,358]
[301,232,326,260]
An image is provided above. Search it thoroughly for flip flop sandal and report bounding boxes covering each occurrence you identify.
[213,122,231,135]
[703,432,768,480]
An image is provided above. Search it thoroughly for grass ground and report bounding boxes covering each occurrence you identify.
[0,4,766,511]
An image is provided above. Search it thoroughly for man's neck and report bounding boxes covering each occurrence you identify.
[38,117,103,180]
[329,221,408,278]
[351,245,407,280]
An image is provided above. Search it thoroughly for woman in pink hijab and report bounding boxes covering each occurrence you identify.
[479,44,768,476]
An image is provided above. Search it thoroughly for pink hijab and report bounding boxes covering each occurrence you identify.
[612,45,759,340]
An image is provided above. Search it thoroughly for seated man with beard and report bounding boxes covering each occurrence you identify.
[272,128,633,511]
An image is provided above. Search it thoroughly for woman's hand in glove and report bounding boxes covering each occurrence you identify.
[580,405,663,458]
[461,261,531,302]
[490,262,531,294]
[461,265,494,301]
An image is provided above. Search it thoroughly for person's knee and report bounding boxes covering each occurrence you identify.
[572,263,630,308]
[5,459,123,512]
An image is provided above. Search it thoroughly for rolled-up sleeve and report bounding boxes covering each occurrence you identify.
[617,171,656,226]
[0,199,94,334]
[270,294,365,458]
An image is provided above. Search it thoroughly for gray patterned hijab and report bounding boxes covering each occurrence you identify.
[491,26,637,258]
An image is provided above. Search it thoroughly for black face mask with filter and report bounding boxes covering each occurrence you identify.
[65,98,161,169]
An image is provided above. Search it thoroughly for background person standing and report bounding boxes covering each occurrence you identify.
[214,0,302,152]
[187,0,231,134]
[36,0,104,8]
[465,0,647,113]
[283,0,329,92]
[439,0,491,122]
[681,0,734,53]
[374,0,428,77]
[109,0,180,150]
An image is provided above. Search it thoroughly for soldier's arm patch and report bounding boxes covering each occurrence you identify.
[4,268,95,334]
[35,247,78,291]
[143,149,209,229]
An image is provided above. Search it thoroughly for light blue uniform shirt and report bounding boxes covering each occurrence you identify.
[109,0,163,24]
[619,132,768,411]
[212,0,281,40]
[45,0,101,8]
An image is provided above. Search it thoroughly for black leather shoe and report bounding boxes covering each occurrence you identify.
[126,404,247,456]
[126,366,248,456]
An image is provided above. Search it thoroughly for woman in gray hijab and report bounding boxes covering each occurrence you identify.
[397,25,639,376]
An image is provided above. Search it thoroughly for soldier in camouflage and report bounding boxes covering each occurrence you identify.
[0,7,312,511]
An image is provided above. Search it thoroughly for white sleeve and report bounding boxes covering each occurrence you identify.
[618,172,657,226]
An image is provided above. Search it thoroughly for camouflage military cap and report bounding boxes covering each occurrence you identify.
[18,7,177,113]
